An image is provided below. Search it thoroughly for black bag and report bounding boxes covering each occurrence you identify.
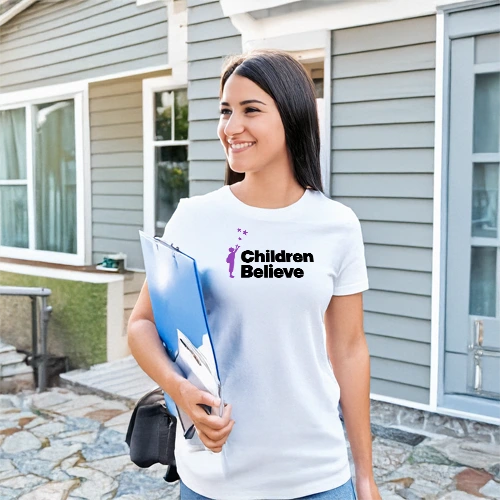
[125,386,180,482]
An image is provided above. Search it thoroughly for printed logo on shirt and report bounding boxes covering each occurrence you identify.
[225,227,314,279]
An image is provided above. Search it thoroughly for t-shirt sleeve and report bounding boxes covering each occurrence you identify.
[332,209,369,296]
[159,197,189,245]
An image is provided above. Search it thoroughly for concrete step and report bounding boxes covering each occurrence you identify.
[60,355,158,401]
[0,350,28,366]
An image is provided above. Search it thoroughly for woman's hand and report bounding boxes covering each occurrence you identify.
[175,379,235,453]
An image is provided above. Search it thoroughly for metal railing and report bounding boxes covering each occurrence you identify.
[0,286,52,392]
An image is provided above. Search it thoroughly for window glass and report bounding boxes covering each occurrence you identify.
[469,246,497,317]
[155,145,189,236]
[155,91,173,140]
[34,100,76,254]
[472,163,499,238]
[473,72,500,153]
[0,108,26,180]
[0,186,28,248]
[174,89,188,141]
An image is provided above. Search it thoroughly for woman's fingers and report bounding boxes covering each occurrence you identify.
[197,420,235,452]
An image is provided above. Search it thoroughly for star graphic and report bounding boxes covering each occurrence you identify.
[237,228,241,232]
[243,230,248,235]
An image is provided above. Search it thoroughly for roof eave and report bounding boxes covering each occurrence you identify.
[0,0,38,28]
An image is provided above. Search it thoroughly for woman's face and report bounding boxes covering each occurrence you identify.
[217,74,288,174]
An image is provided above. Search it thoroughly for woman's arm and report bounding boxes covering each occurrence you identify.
[127,280,235,452]
[324,292,381,500]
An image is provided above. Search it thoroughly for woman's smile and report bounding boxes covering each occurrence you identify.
[229,142,256,153]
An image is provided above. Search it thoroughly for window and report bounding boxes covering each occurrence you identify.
[143,78,189,237]
[0,86,86,266]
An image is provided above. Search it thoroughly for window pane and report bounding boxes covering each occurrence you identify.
[155,91,173,141]
[0,108,26,180]
[0,185,28,248]
[34,100,77,254]
[155,146,188,237]
[469,246,497,317]
[473,72,500,153]
[472,163,498,238]
[174,89,188,141]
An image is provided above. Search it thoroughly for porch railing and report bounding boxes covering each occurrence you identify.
[0,286,52,392]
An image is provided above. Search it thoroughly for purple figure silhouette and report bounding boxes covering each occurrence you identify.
[226,244,240,278]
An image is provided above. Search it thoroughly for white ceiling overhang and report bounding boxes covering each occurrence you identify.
[219,0,302,17]
[0,0,37,27]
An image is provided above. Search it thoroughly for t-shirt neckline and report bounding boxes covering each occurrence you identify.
[222,184,311,220]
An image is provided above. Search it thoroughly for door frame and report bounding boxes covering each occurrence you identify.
[433,0,500,424]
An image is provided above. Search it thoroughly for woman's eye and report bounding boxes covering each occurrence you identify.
[245,107,259,113]
[220,109,231,115]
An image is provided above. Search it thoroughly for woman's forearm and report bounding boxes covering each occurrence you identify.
[328,337,374,479]
[127,318,186,404]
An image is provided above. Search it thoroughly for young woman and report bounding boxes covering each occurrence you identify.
[128,49,381,500]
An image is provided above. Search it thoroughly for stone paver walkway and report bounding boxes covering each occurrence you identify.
[0,387,498,499]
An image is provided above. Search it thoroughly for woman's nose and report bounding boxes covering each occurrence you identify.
[224,112,244,137]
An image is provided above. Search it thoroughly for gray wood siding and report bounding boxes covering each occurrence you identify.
[187,0,241,194]
[89,70,170,270]
[331,16,436,405]
[0,0,168,93]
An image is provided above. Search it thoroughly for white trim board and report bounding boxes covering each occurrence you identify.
[0,66,172,105]
[0,262,124,284]
[370,393,500,425]
[429,10,448,415]
[228,0,497,45]
[0,0,37,27]
[142,76,188,237]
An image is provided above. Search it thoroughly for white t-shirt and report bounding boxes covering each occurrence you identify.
[160,184,369,500]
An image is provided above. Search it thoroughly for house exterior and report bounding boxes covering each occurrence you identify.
[0,0,498,424]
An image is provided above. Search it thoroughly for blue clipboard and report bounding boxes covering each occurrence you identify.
[139,231,222,435]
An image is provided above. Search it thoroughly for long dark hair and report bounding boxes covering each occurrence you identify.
[219,49,324,193]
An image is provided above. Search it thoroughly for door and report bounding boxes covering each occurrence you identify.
[444,23,500,418]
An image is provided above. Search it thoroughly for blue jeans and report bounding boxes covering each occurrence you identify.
[179,477,357,500]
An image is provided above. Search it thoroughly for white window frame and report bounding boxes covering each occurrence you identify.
[143,76,188,236]
[0,81,89,266]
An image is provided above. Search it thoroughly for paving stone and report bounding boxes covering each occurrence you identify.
[0,486,20,499]
[103,410,133,428]
[438,492,485,499]
[18,478,80,500]
[106,423,129,434]
[64,416,101,433]
[0,397,14,409]
[55,430,99,445]
[371,424,426,446]
[81,428,129,461]
[60,455,82,471]
[454,468,493,496]
[83,409,125,423]
[0,472,48,490]
[65,466,118,500]
[86,400,130,412]
[49,468,73,481]
[480,479,500,498]
[49,395,106,415]
[410,442,459,466]
[11,456,57,477]
[421,437,500,470]
[384,463,465,499]
[30,421,67,438]
[23,416,48,429]
[371,437,414,480]
[31,389,79,409]
[116,470,178,499]
[82,453,132,476]
[38,442,82,463]
[1,430,41,453]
